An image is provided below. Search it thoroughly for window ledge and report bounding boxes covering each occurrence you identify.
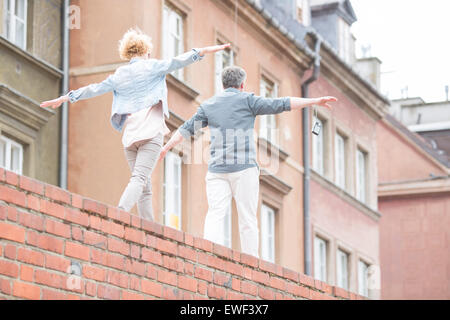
[257,137,289,162]
[310,169,381,221]
[0,85,55,131]
[166,73,200,100]
[260,169,293,195]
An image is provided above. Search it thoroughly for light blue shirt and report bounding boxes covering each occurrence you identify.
[180,87,291,173]
[68,49,203,131]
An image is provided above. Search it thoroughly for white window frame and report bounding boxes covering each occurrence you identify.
[336,249,349,290]
[4,0,27,50]
[260,204,275,263]
[0,135,23,175]
[356,148,367,203]
[296,0,311,26]
[358,260,370,297]
[314,236,327,282]
[162,5,184,80]
[334,133,346,189]
[215,46,234,94]
[163,151,182,230]
[259,78,278,145]
[338,18,351,63]
[312,116,324,175]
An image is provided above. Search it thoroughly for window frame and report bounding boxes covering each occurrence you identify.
[358,259,370,297]
[163,151,182,230]
[314,236,328,282]
[336,248,350,290]
[334,132,347,189]
[4,0,28,50]
[260,203,276,263]
[355,147,368,203]
[0,134,24,174]
[214,43,234,94]
[162,4,185,80]
[312,116,325,175]
[259,76,278,145]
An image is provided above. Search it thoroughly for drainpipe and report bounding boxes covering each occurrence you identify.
[301,36,322,276]
[59,0,70,189]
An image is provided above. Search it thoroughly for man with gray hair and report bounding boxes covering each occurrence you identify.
[160,66,336,258]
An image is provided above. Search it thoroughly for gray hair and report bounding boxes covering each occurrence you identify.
[222,66,247,89]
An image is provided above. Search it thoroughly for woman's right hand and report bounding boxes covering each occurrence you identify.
[198,43,231,57]
[40,95,69,109]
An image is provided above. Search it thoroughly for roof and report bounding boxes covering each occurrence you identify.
[310,0,357,25]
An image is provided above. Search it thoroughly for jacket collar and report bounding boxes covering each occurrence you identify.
[130,57,143,64]
[224,87,241,93]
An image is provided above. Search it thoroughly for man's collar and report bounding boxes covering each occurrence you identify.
[224,87,240,93]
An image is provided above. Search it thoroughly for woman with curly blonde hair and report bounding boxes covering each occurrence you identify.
[40,28,229,221]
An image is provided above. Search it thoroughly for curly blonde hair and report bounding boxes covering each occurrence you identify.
[118,28,153,60]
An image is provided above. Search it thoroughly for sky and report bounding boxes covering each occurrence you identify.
[350,0,450,103]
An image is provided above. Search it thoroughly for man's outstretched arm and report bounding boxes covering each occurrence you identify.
[289,96,337,110]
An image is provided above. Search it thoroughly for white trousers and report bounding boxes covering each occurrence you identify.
[204,166,260,258]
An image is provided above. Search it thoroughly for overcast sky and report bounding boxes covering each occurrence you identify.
[350,0,450,103]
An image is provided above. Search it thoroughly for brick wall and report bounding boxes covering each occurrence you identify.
[0,168,364,300]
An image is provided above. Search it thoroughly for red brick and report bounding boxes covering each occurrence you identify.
[20,265,34,282]
[130,244,140,259]
[193,237,213,252]
[83,198,107,216]
[45,254,70,273]
[5,171,18,186]
[106,270,129,289]
[194,266,213,282]
[108,237,129,256]
[258,286,275,300]
[251,270,270,286]
[232,250,241,263]
[4,244,17,259]
[84,230,107,248]
[17,248,44,267]
[105,252,125,270]
[71,226,84,241]
[178,275,197,293]
[97,284,121,300]
[146,264,158,280]
[240,281,258,296]
[42,288,80,300]
[198,280,207,295]
[122,291,146,300]
[45,185,71,204]
[224,261,243,277]
[102,220,125,238]
[5,206,18,222]
[240,253,258,268]
[310,289,326,300]
[213,272,231,287]
[184,233,194,246]
[283,267,300,283]
[83,265,105,282]
[107,206,131,225]
[162,255,184,272]
[71,194,83,209]
[184,262,195,276]
[26,195,40,211]
[0,259,19,278]
[35,269,64,289]
[85,281,96,297]
[0,278,11,295]
[333,286,350,299]
[65,241,90,261]
[0,168,4,182]
[227,291,244,300]
[13,281,40,300]
[130,276,140,291]
[0,206,6,220]
[141,279,162,298]
[157,269,177,286]
[131,214,141,228]
[46,219,71,238]
[40,199,65,220]
[124,259,146,277]
[156,237,177,255]
[0,222,25,243]
[124,227,145,245]
[65,208,89,227]
[243,267,252,280]
[19,176,44,195]
[213,243,233,260]
[0,185,26,207]
[18,207,42,231]
[26,230,64,254]
[162,286,181,300]
[141,248,162,265]
[232,278,240,291]
[142,219,163,235]
[163,226,184,242]
[259,260,277,274]
[269,276,287,291]
[207,284,226,300]
[89,215,102,230]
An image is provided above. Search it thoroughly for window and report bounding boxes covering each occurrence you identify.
[312,116,324,175]
[314,236,327,282]
[358,260,369,297]
[4,0,27,49]
[163,151,182,230]
[338,18,351,63]
[163,5,184,80]
[215,45,234,94]
[356,148,367,203]
[334,133,346,189]
[0,135,23,174]
[259,77,278,145]
[296,0,311,26]
[336,249,349,290]
[260,204,275,263]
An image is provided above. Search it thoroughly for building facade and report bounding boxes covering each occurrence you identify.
[66,0,391,298]
[0,0,63,185]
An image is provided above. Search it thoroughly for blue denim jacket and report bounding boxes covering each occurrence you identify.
[68,49,203,131]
